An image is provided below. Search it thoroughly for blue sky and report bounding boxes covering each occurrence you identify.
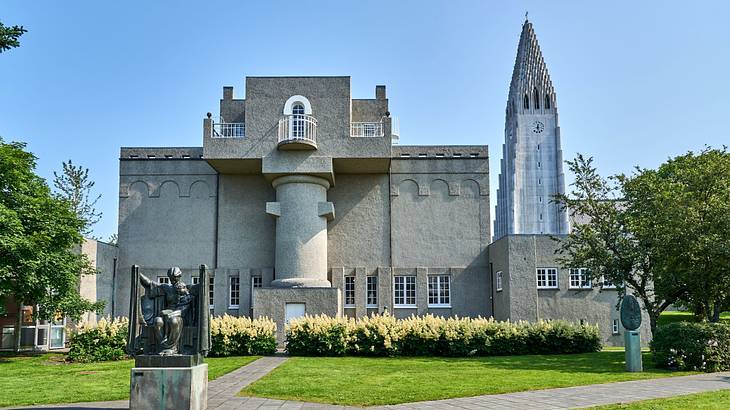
[1,1,728,240]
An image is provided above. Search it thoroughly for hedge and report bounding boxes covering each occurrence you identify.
[652,322,730,372]
[209,314,277,356]
[68,317,129,362]
[286,313,602,356]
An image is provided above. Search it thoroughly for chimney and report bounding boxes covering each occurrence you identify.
[375,85,386,100]
[223,86,234,100]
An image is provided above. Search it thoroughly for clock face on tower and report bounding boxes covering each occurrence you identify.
[532,121,545,134]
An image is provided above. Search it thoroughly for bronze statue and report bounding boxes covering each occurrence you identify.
[620,294,642,331]
[127,264,210,358]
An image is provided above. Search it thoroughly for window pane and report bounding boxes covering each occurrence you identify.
[345,276,355,306]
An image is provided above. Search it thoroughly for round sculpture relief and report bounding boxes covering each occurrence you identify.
[620,294,642,331]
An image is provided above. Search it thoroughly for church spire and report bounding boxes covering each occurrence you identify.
[508,20,556,113]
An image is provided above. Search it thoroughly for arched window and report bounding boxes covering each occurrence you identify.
[523,94,530,109]
[545,94,551,109]
[292,102,305,138]
[534,88,540,109]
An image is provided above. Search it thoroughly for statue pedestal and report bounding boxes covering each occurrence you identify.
[625,330,643,372]
[130,363,207,410]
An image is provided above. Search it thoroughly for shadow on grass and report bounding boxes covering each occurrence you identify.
[330,351,670,375]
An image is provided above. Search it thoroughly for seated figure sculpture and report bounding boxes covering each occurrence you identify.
[127,264,210,358]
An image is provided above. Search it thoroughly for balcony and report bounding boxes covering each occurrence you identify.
[212,121,245,138]
[350,122,384,138]
[278,114,317,150]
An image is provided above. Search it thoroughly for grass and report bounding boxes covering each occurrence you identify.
[240,351,694,406]
[0,353,259,407]
[594,389,730,409]
[657,311,730,327]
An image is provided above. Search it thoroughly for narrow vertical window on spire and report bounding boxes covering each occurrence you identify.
[545,94,551,109]
[534,88,540,109]
[523,94,530,109]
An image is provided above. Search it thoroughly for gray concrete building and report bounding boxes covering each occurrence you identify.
[108,20,632,345]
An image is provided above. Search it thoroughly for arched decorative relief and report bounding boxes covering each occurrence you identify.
[188,180,215,198]
[124,180,151,198]
[395,179,419,197]
[155,180,181,198]
[461,179,481,198]
[429,179,450,198]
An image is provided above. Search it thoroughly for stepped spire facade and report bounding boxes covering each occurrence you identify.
[494,20,569,240]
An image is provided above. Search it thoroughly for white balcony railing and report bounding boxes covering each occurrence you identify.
[350,121,384,137]
[278,114,317,146]
[212,121,245,138]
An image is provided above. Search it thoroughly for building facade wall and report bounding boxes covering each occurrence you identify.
[488,235,652,345]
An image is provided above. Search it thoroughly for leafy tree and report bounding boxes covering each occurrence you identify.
[108,233,118,245]
[555,149,730,336]
[53,160,102,236]
[0,21,26,53]
[641,148,730,322]
[0,137,103,351]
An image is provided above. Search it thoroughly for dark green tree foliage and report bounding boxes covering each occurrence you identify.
[0,138,103,321]
[0,21,26,53]
[555,148,730,336]
[53,160,102,236]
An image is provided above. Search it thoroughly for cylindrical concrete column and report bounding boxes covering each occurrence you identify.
[270,175,332,288]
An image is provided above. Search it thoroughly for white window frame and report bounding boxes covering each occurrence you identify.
[601,275,617,289]
[496,271,503,292]
[569,268,592,289]
[536,268,558,289]
[612,319,620,334]
[283,95,312,115]
[251,275,262,291]
[344,276,355,307]
[157,276,170,285]
[393,275,416,308]
[366,276,378,308]
[428,275,451,308]
[193,276,215,309]
[228,276,240,309]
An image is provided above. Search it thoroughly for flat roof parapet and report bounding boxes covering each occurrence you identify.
[120,147,204,160]
[392,145,488,159]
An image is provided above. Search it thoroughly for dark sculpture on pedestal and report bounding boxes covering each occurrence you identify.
[127,264,210,365]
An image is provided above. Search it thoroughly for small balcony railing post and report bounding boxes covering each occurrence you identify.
[278,114,317,146]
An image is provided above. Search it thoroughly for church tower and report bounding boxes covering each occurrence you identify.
[494,20,569,241]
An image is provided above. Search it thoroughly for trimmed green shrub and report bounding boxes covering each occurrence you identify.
[68,317,129,362]
[209,314,277,356]
[286,313,601,357]
[652,322,730,372]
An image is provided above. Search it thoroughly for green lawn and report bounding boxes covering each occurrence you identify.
[240,351,694,406]
[594,389,730,409]
[657,311,730,327]
[0,353,259,407]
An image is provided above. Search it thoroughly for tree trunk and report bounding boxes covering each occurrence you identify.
[711,302,721,323]
[14,303,22,353]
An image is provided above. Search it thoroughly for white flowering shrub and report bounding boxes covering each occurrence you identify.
[287,313,601,356]
[209,314,276,356]
[68,316,129,362]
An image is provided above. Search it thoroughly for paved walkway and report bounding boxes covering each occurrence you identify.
[7,358,730,409]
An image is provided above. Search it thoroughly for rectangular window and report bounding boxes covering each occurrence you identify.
[394,276,416,307]
[612,319,620,334]
[251,276,262,290]
[536,268,558,289]
[191,276,214,307]
[344,276,355,307]
[428,275,451,307]
[496,271,503,292]
[157,276,170,285]
[366,276,378,308]
[208,277,214,309]
[569,268,592,289]
[601,276,617,289]
[229,277,240,308]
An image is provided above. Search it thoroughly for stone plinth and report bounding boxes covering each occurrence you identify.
[625,330,643,372]
[130,363,208,410]
[253,287,341,342]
